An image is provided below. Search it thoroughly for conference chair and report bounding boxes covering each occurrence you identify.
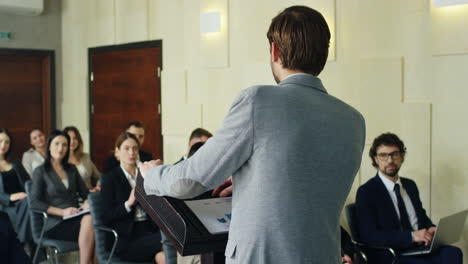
[24,181,79,264]
[345,203,396,264]
[88,191,153,264]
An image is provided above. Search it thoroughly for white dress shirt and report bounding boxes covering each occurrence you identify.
[121,165,147,221]
[378,172,419,231]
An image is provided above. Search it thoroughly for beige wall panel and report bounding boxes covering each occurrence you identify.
[202,103,231,134]
[237,63,275,90]
[431,4,468,56]
[200,0,229,68]
[163,135,190,165]
[431,55,468,261]
[148,0,184,70]
[161,70,187,106]
[115,0,148,44]
[360,144,376,185]
[400,103,431,213]
[320,61,360,105]
[162,103,203,137]
[61,0,91,134]
[183,0,202,69]
[358,58,403,144]
[88,0,116,46]
[356,0,403,58]
[431,55,468,217]
[186,69,238,106]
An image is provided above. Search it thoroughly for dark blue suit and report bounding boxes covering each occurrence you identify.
[355,174,462,264]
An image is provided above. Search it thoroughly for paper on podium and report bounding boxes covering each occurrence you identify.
[185,197,232,234]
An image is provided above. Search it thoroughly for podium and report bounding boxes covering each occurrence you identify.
[135,174,228,264]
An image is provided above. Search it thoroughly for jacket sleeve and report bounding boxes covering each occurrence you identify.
[144,88,255,199]
[0,175,11,206]
[355,186,413,249]
[409,181,434,229]
[21,152,32,176]
[30,168,50,212]
[100,172,131,225]
[13,161,31,188]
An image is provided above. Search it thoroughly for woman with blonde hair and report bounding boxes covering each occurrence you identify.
[63,126,101,190]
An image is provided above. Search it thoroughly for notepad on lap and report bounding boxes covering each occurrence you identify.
[63,208,90,220]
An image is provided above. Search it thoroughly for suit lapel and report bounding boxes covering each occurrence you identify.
[116,168,132,195]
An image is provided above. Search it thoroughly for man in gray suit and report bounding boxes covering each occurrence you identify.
[140,5,365,263]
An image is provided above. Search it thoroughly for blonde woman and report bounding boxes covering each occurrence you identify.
[64,126,101,190]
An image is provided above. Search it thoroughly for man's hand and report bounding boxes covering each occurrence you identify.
[138,160,163,178]
[428,226,437,236]
[412,229,434,246]
[342,254,353,264]
[212,176,233,197]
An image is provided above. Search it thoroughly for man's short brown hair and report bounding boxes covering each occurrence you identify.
[267,5,330,76]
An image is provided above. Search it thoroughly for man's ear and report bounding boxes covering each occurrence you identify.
[271,42,280,63]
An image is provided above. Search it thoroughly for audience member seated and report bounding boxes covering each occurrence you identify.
[176,128,213,164]
[30,130,97,264]
[104,121,153,173]
[22,128,46,176]
[64,126,101,190]
[0,128,33,247]
[0,211,31,263]
[162,128,213,264]
[100,132,162,263]
[355,133,462,264]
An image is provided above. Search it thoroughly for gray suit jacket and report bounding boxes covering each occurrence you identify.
[30,164,89,231]
[144,74,366,263]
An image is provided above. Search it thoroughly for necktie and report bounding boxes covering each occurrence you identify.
[394,184,413,231]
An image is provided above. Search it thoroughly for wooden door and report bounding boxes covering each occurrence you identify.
[89,41,162,171]
[0,49,54,160]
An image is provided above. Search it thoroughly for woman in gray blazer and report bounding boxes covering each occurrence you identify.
[0,128,32,245]
[30,130,97,264]
[64,126,101,190]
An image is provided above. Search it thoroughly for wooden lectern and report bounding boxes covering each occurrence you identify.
[135,174,227,264]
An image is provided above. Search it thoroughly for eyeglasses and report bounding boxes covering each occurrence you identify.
[376,151,402,161]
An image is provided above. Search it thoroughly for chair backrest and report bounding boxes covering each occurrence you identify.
[88,191,111,261]
[345,203,361,243]
[24,180,44,243]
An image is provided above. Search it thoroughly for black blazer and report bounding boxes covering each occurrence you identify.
[103,150,153,173]
[100,167,138,239]
[0,212,31,264]
[0,160,30,210]
[355,174,434,249]
[30,164,89,231]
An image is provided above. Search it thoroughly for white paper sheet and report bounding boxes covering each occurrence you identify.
[185,197,232,234]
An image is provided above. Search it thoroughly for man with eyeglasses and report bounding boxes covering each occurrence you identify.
[354,133,462,264]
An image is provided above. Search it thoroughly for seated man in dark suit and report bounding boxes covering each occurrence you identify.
[104,121,153,173]
[355,133,462,264]
[175,128,213,164]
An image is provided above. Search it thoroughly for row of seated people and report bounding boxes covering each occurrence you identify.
[0,123,219,264]
[5,124,456,264]
[0,122,165,263]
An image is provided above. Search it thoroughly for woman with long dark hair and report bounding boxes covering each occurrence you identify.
[30,130,97,264]
[0,128,32,245]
